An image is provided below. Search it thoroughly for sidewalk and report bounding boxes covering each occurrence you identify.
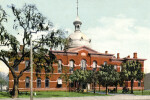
[2,95,150,100]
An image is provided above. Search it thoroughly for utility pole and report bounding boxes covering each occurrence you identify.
[30,34,33,100]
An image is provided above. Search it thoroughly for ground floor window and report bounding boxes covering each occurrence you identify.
[45,77,49,88]
[25,77,30,88]
[37,77,41,88]
[57,78,62,88]
[138,81,141,87]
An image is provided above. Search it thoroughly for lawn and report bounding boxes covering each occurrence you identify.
[0,91,107,98]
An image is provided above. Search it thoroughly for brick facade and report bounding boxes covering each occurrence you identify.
[9,46,145,91]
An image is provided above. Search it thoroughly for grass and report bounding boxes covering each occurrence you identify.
[1,90,150,98]
[0,92,11,98]
[0,91,107,98]
[96,90,150,95]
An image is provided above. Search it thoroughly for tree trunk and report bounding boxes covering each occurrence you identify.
[86,83,88,93]
[12,78,19,98]
[93,82,96,94]
[115,84,117,93]
[99,83,100,92]
[131,79,134,94]
[106,84,108,95]
[0,83,2,92]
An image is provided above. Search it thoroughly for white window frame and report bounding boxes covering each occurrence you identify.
[25,77,30,88]
[45,77,49,88]
[58,60,62,73]
[81,59,86,70]
[69,60,74,73]
[93,61,97,70]
[37,77,41,88]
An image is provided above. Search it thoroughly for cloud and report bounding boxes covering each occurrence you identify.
[84,15,150,73]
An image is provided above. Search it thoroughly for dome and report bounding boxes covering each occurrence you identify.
[68,30,91,48]
[67,16,91,49]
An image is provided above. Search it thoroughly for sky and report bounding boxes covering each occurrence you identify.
[0,0,150,74]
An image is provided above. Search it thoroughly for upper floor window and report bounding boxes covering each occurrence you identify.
[104,61,107,66]
[37,77,41,88]
[25,60,30,71]
[81,59,86,70]
[45,77,49,88]
[25,77,30,88]
[93,61,97,71]
[69,60,74,73]
[114,65,117,70]
[58,60,62,73]
[120,66,122,72]
[14,66,18,71]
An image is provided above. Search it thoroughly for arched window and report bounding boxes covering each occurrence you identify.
[93,61,97,71]
[81,59,86,70]
[25,60,30,72]
[37,77,41,88]
[104,61,107,65]
[25,77,30,88]
[58,60,62,73]
[114,65,117,70]
[120,66,122,72]
[69,60,74,73]
[45,77,49,88]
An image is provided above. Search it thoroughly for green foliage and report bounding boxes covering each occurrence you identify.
[121,60,143,93]
[0,4,66,98]
[121,60,143,82]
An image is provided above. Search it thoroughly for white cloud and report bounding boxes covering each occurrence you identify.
[85,15,150,73]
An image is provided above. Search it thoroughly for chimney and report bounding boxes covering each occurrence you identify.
[127,55,130,58]
[105,51,108,54]
[133,52,137,58]
[20,45,23,51]
[117,53,120,59]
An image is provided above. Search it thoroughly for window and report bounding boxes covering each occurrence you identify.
[37,77,41,88]
[93,61,97,71]
[69,60,74,73]
[14,66,18,71]
[120,66,122,72]
[57,78,62,88]
[25,77,30,88]
[45,77,49,88]
[25,60,30,71]
[138,81,141,87]
[114,65,117,70]
[81,59,86,70]
[104,61,107,65]
[58,60,62,73]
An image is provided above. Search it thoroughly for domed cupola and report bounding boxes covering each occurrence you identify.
[67,0,91,49]
[68,16,91,48]
[73,16,82,32]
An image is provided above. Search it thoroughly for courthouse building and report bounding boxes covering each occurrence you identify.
[9,12,146,91]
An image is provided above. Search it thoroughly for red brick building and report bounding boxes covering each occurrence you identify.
[9,15,146,92]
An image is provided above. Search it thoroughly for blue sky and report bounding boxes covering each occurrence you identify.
[0,0,150,73]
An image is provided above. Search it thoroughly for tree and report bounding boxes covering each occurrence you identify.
[69,70,88,92]
[111,69,120,93]
[100,64,116,95]
[0,4,65,98]
[61,66,70,92]
[122,60,143,94]
[97,71,102,92]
